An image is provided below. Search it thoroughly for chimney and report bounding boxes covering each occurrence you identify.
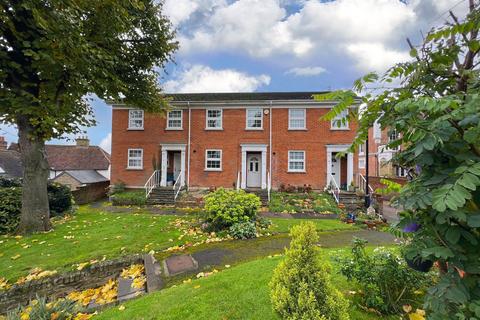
[0,136,7,150]
[75,136,90,147]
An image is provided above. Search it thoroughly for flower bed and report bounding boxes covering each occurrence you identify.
[268,192,342,215]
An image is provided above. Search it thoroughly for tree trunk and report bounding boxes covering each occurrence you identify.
[16,116,51,234]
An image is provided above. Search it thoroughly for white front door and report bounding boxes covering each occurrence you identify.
[247,154,261,188]
[173,152,181,181]
[331,153,341,187]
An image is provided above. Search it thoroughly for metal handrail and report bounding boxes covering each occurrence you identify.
[144,170,160,198]
[359,173,374,194]
[267,171,271,202]
[236,171,241,190]
[174,170,183,201]
[329,174,340,204]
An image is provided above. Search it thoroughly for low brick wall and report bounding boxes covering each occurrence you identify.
[72,181,110,204]
[0,254,143,314]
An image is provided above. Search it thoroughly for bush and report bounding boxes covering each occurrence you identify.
[110,190,146,206]
[109,181,126,196]
[256,216,272,230]
[0,187,22,234]
[203,188,261,229]
[47,183,73,216]
[0,177,21,188]
[7,296,87,320]
[337,238,432,315]
[229,221,257,239]
[270,222,349,320]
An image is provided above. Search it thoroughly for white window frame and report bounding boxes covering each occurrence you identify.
[205,149,222,171]
[127,148,143,170]
[128,109,144,130]
[288,109,306,130]
[331,109,349,130]
[288,150,306,173]
[205,109,223,130]
[246,108,263,130]
[166,110,183,130]
[359,157,366,169]
[359,143,365,155]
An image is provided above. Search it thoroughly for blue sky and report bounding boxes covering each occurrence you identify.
[0,0,469,152]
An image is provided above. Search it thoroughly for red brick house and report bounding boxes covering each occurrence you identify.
[110,92,360,197]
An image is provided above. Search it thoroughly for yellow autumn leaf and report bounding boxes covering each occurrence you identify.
[403,305,413,313]
[11,254,21,260]
[409,313,425,320]
[194,285,201,289]
[118,305,125,311]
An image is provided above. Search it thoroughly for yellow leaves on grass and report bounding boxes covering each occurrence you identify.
[11,254,21,260]
[118,305,126,311]
[73,313,94,320]
[75,259,98,271]
[16,268,58,285]
[403,305,426,320]
[0,277,11,291]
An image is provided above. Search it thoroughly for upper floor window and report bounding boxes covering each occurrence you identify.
[359,143,364,155]
[359,157,366,169]
[127,148,143,169]
[128,110,144,130]
[246,108,263,129]
[288,150,305,172]
[206,109,222,129]
[205,149,222,171]
[167,110,183,130]
[288,109,306,130]
[331,109,349,130]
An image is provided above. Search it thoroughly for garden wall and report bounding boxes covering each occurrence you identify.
[72,181,109,204]
[0,254,143,314]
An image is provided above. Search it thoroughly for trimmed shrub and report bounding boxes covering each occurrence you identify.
[111,190,146,206]
[0,187,22,234]
[229,221,257,239]
[0,177,21,188]
[270,222,349,320]
[203,188,261,229]
[337,238,432,315]
[48,182,73,216]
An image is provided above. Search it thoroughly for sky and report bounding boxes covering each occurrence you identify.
[0,0,470,153]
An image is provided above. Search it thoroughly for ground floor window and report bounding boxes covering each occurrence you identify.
[205,149,222,171]
[128,149,143,169]
[359,157,366,169]
[288,150,305,172]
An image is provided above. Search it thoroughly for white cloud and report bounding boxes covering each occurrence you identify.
[163,0,199,27]
[99,133,112,154]
[163,65,270,93]
[346,42,411,72]
[286,66,326,77]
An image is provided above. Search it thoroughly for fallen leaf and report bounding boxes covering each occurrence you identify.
[118,305,125,311]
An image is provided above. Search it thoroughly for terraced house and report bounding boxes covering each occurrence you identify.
[109,92,360,202]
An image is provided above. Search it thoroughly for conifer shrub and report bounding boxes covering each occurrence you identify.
[270,222,349,320]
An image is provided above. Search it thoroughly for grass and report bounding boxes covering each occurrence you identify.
[96,248,396,320]
[269,191,342,214]
[0,206,352,283]
[110,190,146,206]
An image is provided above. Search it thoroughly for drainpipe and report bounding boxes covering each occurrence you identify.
[365,136,370,208]
[187,102,191,190]
[269,101,273,189]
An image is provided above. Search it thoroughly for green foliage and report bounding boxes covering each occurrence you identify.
[270,222,349,320]
[0,177,21,188]
[7,296,86,320]
[203,188,261,229]
[0,187,22,234]
[318,4,480,318]
[111,190,147,206]
[338,238,432,314]
[109,181,126,196]
[229,221,257,240]
[47,183,73,216]
[269,192,341,215]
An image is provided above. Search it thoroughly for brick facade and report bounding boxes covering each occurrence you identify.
[110,94,359,191]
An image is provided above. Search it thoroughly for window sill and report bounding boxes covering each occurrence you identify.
[204,169,222,172]
[330,128,350,131]
[245,128,263,131]
[165,128,183,131]
[127,128,144,131]
[126,167,143,171]
[288,128,307,131]
[205,128,223,131]
[287,170,306,173]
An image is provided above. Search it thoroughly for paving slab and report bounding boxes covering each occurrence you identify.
[164,254,198,276]
[144,254,163,292]
[117,277,144,302]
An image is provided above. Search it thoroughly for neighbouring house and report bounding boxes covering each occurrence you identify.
[0,136,23,179]
[110,92,361,202]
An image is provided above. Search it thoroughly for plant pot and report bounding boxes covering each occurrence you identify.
[405,256,433,272]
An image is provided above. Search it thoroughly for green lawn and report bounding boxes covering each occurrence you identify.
[0,206,352,283]
[269,217,355,233]
[96,249,395,320]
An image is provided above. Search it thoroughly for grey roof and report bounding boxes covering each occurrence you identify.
[62,170,109,184]
[166,92,330,102]
[0,150,23,178]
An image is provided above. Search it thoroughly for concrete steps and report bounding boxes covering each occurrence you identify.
[338,191,365,212]
[147,187,175,205]
[245,189,269,205]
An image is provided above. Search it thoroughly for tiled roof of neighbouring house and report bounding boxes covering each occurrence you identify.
[46,145,110,171]
[61,170,109,184]
[166,92,330,102]
[0,149,23,178]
